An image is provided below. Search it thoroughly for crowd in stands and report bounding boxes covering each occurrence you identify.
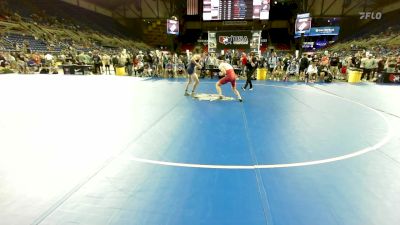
[1,0,398,83]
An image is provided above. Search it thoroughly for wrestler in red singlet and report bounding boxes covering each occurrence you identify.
[218,62,237,87]
[216,56,243,102]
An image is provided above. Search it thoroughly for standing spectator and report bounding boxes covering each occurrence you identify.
[339,56,349,80]
[126,53,133,76]
[267,51,278,75]
[240,52,247,77]
[299,54,310,81]
[102,53,111,75]
[92,51,102,74]
[360,54,376,81]
[112,54,119,74]
[329,53,340,79]
[242,52,257,91]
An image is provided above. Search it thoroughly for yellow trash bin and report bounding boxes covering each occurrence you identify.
[116,67,126,76]
[257,68,267,80]
[348,69,362,83]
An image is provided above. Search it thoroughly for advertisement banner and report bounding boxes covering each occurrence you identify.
[295,17,312,36]
[167,19,179,35]
[302,42,314,48]
[250,31,261,53]
[310,26,340,36]
[295,26,340,38]
[208,32,217,53]
[216,31,252,50]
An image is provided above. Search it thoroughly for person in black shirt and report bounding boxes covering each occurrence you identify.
[242,53,257,91]
[92,51,102,74]
[329,53,340,79]
[299,54,310,81]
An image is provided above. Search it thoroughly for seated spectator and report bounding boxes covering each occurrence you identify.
[284,60,299,82]
[0,52,6,67]
[134,59,144,76]
[306,60,319,83]
[176,59,185,77]
[385,56,397,73]
[165,59,174,78]
[271,61,284,81]
[142,63,152,77]
[32,52,42,67]
[319,65,333,83]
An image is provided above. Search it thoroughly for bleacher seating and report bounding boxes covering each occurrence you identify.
[6,0,135,39]
[4,33,48,52]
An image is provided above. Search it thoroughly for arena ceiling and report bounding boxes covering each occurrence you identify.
[69,0,399,19]
[84,0,134,10]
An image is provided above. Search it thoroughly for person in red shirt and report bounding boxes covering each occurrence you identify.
[216,56,243,102]
[240,52,247,77]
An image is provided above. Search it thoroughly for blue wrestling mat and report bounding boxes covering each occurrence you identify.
[0,75,399,225]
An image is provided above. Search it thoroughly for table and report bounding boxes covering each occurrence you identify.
[61,65,92,75]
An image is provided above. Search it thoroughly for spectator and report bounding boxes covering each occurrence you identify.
[92,51,102,74]
[284,60,299,82]
[299,54,309,81]
[306,60,319,83]
[240,52,247,77]
[0,51,6,67]
[267,51,278,74]
[271,61,284,81]
[102,53,111,75]
[329,53,340,79]
[165,59,174,78]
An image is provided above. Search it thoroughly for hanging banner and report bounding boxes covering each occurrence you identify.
[208,32,217,53]
[167,19,179,35]
[295,13,312,37]
[250,31,261,53]
[216,31,252,50]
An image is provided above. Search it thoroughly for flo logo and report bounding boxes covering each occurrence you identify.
[218,35,249,45]
[359,12,382,20]
[219,36,231,45]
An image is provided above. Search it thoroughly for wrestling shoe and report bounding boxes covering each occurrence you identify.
[241,87,245,91]
[238,98,243,102]
[184,92,189,96]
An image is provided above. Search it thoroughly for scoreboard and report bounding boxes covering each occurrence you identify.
[203,0,270,21]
